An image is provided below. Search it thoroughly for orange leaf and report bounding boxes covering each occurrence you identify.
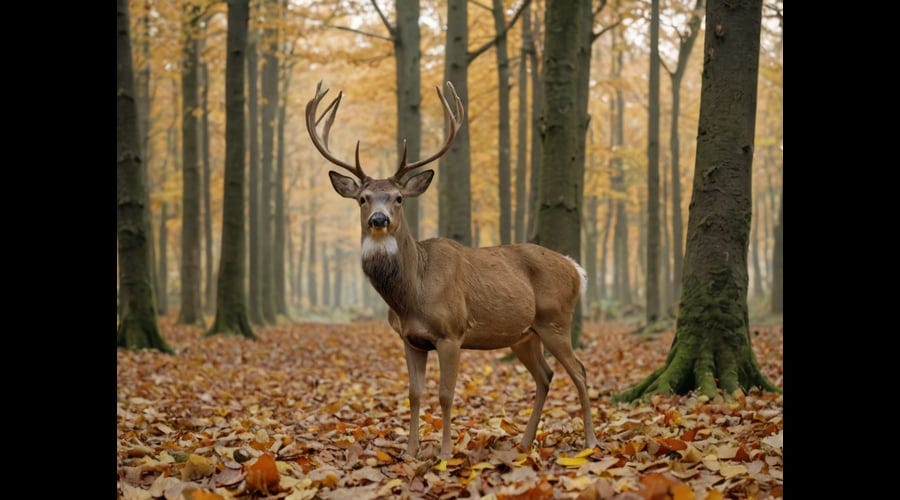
[683,427,702,442]
[656,438,688,455]
[376,450,393,463]
[734,446,751,462]
[246,453,281,495]
[671,483,695,500]
[185,490,225,500]
[640,473,675,500]
[705,490,724,500]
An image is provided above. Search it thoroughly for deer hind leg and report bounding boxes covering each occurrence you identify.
[435,339,461,459]
[510,332,554,449]
[532,321,598,449]
[404,343,427,458]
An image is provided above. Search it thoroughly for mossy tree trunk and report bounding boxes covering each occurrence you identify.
[177,3,204,325]
[615,0,777,401]
[247,33,264,325]
[260,0,278,324]
[207,0,255,339]
[117,0,172,353]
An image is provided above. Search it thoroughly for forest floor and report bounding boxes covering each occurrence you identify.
[117,318,783,499]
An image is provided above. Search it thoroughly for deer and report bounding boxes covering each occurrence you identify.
[305,81,598,459]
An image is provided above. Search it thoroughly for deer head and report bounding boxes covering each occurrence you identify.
[305,81,463,250]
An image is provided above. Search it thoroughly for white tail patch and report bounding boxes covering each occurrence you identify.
[564,255,588,297]
[362,236,398,259]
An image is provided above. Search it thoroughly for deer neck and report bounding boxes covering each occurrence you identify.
[360,221,421,315]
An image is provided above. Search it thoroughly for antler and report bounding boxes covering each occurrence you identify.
[392,81,465,183]
[305,81,370,182]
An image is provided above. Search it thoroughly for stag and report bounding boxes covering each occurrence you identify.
[305,81,598,458]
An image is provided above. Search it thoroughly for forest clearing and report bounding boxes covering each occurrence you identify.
[117,319,783,499]
[117,0,783,497]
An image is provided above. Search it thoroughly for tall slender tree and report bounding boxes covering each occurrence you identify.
[178,2,204,325]
[616,0,777,400]
[135,0,158,308]
[666,0,704,308]
[611,27,631,307]
[118,0,172,353]
[247,32,264,325]
[646,0,661,323]
[491,0,513,245]
[207,0,255,339]
[200,59,215,313]
[439,0,472,245]
[771,185,782,313]
[273,32,293,316]
[534,0,591,345]
[514,2,532,243]
[260,0,279,323]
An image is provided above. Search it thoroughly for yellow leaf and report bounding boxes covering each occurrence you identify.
[556,456,589,467]
[446,458,465,466]
[471,462,495,470]
[561,475,594,491]
[181,454,216,481]
[375,450,392,463]
[575,448,595,458]
[377,478,403,496]
[719,464,748,478]
[434,459,447,471]
[671,483,695,500]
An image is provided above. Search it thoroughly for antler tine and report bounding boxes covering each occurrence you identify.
[392,81,465,182]
[305,81,369,181]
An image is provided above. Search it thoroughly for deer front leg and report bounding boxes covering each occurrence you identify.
[435,339,461,459]
[404,344,427,458]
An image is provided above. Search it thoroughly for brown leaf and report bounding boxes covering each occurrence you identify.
[245,453,281,495]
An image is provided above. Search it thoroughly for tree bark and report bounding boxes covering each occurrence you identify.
[584,195,600,313]
[771,184,782,313]
[274,39,291,316]
[321,243,331,307]
[307,194,318,307]
[646,0,661,323]
[333,250,343,307]
[201,60,215,314]
[751,192,764,298]
[534,0,590,346]
[669,0,704,308]
[526,8,542,240]
[178,5,204,325]
[207,0,255,339]
[616,0,777,401]
[492,0,512,245]
[438,0,472,245]
[247,34,263,325]
[158,202,170,315]
[611,28,631,307]
[135,0,158,308]
[260,0,279,323]
[514,2,531,243]
[117,0,172,353]
[394,0,423,238]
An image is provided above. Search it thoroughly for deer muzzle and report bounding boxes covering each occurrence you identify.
[368,212,390,230]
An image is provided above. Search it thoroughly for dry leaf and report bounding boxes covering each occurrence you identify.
[245,453,281,495]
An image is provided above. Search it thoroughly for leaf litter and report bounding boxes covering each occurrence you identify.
[118,319,783,498]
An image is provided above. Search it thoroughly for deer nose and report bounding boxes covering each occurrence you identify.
[368,212,390,229]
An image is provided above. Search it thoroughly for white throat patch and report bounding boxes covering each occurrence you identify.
[361,236,398,259]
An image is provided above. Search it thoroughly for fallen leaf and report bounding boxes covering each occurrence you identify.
[181,455,216,481]
[375,450,393,463]
[557,456,589,467]
[719,464,747,479]
[246,453,281,495]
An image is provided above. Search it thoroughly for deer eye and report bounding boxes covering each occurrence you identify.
[395,195,403,204]
[359,196,367,206]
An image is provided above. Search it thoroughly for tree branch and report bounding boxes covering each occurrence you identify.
[672,0,705,78]
[469,0,493,12]
[467,0,534,64]
[591,19,621,42]
[328,24,394,42]
[370,0,397,38]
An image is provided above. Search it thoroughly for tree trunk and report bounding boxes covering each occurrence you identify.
[274,46,291,316]
[247,35,263,325]
[201,60,215,314]
[207,0,255,339]
[584,195,599,313]
[616,0,777,401]
[333,250,343,308]
[297,218,307,307]
[492,0,512,245]
[751,193,764,298]
[598,196,613,303]
[669,0,704,309]
[158,202,170,315]
[438,0,472,245]
[321,243,331,307]
[526,8,542,240]
[178,6,203,325]
[307,196,318,307]
[645,0,661,323]
[534,0,589,346]
[395,0,423,238]
[260,0,279,323]
[514,2,531,243]
[117,0,172,353]
[611,29,631,307]
[660,163,671,313]
[771,184,782,314]
[135,0,157,308]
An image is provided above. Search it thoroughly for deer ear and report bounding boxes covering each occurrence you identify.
[401,169,434,198]
[329,171,361,199]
